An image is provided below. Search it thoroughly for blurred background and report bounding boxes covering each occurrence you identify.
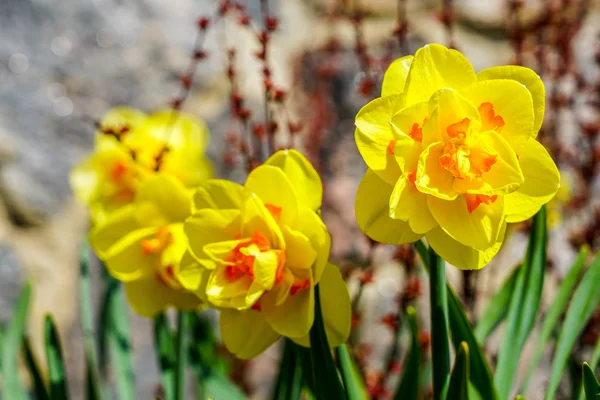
[1,0,600,398]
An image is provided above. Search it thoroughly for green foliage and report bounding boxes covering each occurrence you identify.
[495,207,548,400]
[272,339,303,400]
[306,284,347,400]
[429,246,451,400]
[522,246,589,392]
[23,336,50,400]
[336,344,368,400]
[1,282,31,400]
[545,252,600,399]
[446,342,470,400]
[582,363,600,399]
[153,313,176,400]
[79,242,102,400]
[446,284,498,400]
[45,315,69,399]
[473,266,519,343]
[101,275,135,399]
[394,306,421,400]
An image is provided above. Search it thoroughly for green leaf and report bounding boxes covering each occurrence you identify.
[272,339,304,400]
[545,252,600,400]
[102,276,135,399]
[308,284,347,400]
[582,363,600,399]
[23,336,50,400]
[336,344,368,400]
[495,207,547,400]
[45,315,69,399]
[79,242,102,400]
[579,336,600,400]
[515,396,526,400]
[474,266,519,343]
[446,342,470,400]
[428,246,450,400]
[187,312,246,400]
[175,311,191,400]
[393,306,421,400]
[1,282,32,400]
[446,286,499,400]
[0,324,4,359]
[522,246,589,392]
[415,243,497,400]
[154,313,176,400]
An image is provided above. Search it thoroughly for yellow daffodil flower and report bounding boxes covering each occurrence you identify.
[70,107,213,222]
[180,149,351,359]
[89,174,201,317]
[355,44,560,270]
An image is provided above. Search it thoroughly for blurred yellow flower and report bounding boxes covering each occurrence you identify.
[180,149,351,359]
[355,44,560,270]
[70,107,213,222]
[89,174,201,317]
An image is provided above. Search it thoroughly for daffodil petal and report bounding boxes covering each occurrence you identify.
[293,263,351,348]
[138,110,209,152]
[426,222,506,270]
[355,95,406,185]
[381,55,414,97]
[460,79,534,150]
[184,209,241,265]
[89,204,138,257]
[219,309,280,359]
[160,151,213,188]
[390,176,437,234]
[415,142,458,201]
[177,250,210,297]
[205,266,253,309]
[428,194,504,251]
[404,44,477,104]
[477,65,545,134]
[124,279,201,318]
[264,149,323,211]
[355,169,422,245]
[245,165,298,223]
[193,179,244,212]
[96,106,147,149]
[100,227,159,281]
[70,154,101,204]
[135,174,192,227]
[262,283,314,339]
[505,139,560,223]
[252,251,279,291]
[282,226,317,271]
[241,194,285,250]
[293,207,330,283]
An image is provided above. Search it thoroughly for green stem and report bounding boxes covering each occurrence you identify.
[175,311,190,400]
[429,246,450,400]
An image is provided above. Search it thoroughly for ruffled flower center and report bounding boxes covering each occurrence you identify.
[439,118,497,180]
[224,231,287,283]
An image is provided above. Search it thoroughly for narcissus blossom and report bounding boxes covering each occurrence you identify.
[70,107,213,222]
[355,44,560,270]
[179,149,351,359]
[89,174,201,317]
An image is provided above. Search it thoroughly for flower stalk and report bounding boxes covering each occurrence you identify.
[428,246,450,400]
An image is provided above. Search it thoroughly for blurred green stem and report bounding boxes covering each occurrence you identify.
[429,246,450,400]
[175,311,190,400]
